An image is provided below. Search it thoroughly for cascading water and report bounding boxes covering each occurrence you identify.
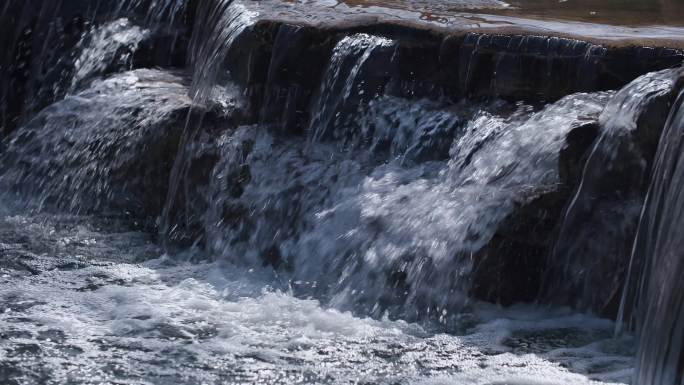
[616,89,684,385]
[116,0,187,25]
[198,32,618,323]
[0,69,194,215]
[309,34,396,143]
[1,0,683,384]
[188,0,257,103]
[545,69,684,315]
[159,0,256,245]
[70,19,151,92]
[0,0,189,137]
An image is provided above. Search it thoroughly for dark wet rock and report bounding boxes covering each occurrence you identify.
[470,190,562,305]
[450,34,684,101]
[0,0,85,136]
[251,24,338,134]
[557,122,602,186]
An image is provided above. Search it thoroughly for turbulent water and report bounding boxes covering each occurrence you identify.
[1,0,682,384]
[0,208,634,384]
[204,91,613,321]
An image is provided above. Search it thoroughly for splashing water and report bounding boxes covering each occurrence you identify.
[617,89,684,385]
[188,0,258,103]
[309,34,396,142]
[0,70,193,216]
[70,19,150,92]
[0,208,634,384]
[2,1,677,383]
[116,0,188,25]
[201,53,613,319]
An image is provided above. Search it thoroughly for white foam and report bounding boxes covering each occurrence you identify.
[0,213,632,384]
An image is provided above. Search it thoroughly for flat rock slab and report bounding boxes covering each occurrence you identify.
[340,0,684,27]
[236,0,684,49]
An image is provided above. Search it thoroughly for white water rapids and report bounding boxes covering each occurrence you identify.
[0,208,633,384]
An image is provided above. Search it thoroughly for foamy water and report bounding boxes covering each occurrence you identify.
[0,210,633,385]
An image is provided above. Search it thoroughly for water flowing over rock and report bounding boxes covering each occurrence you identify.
[69,19,151,92]
[544,68,684,317]
[0,0,191,137]
[117,0,188,25]
[309,34,397,142]
[197,82,614,321]
[617,88,684,385]
[0,70,196,217]
[2,0,684,383]
[188,0,257,103]
[196,0,684,135]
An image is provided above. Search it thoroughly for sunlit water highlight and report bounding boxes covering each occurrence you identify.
[0,208,633,385]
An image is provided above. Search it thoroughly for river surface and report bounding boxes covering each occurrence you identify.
[0,206,635,384]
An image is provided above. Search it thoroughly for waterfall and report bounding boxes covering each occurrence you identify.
[309,34,396,143]
[4,0,684,383]
[159,0,255,245]
[116,0,187,25]
[457,33,608,99]
[188,0,257,103]
[546,69,683,315]
[0,70,194,216]
[1,0,679,326]
[70,19,151,92]
[197,28,614,319]
[615,89,684,385]
[0,0,189,137]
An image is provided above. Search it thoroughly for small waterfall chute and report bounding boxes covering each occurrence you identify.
[617,87,684,385]
[0,70,194,216]
[545,68,684,315]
